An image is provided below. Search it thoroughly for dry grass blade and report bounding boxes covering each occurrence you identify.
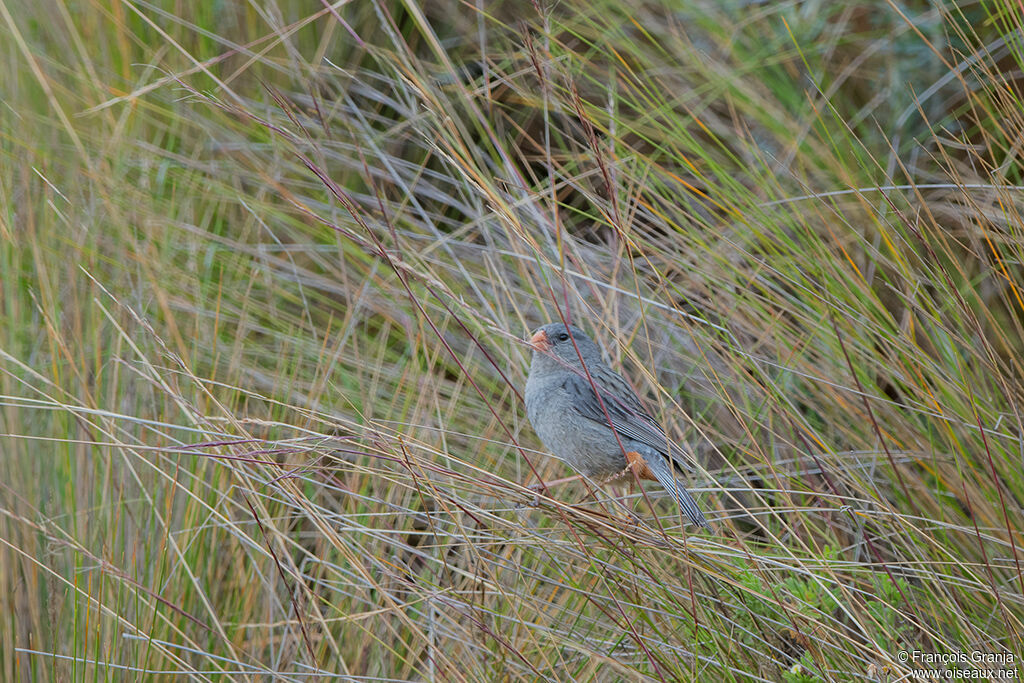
[1,1,1021,681]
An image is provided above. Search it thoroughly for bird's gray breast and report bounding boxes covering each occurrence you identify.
[524,369,570,445]
[525,368,625,477]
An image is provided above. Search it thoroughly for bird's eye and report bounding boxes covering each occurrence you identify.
[557,332,569,341]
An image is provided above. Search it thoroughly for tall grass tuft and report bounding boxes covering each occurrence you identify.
[1,1,1021,680]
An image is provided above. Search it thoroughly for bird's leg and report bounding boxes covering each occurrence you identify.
[609,481,643,526]
[591,452,656,522]
[589,457,647,524]
[527,474,584,494]
[519,474,585,508]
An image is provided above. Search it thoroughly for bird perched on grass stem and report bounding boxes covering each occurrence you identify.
[524,322,708,528]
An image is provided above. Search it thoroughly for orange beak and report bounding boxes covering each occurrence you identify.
[529,329,551,352]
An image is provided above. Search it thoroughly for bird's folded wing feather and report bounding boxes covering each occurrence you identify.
[560,370,695,470]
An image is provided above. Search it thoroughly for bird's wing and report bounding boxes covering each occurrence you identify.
[560,368,695,470]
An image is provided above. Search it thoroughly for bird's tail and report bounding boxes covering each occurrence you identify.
[646,454,708,528]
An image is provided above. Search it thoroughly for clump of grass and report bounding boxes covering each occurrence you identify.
[1,0,1021,680]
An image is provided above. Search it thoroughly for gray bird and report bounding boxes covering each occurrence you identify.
[524,322,708,527]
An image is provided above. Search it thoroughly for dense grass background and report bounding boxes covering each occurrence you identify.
[1,0,1022,680]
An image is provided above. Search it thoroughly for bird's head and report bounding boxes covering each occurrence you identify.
[527,323,601,368]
